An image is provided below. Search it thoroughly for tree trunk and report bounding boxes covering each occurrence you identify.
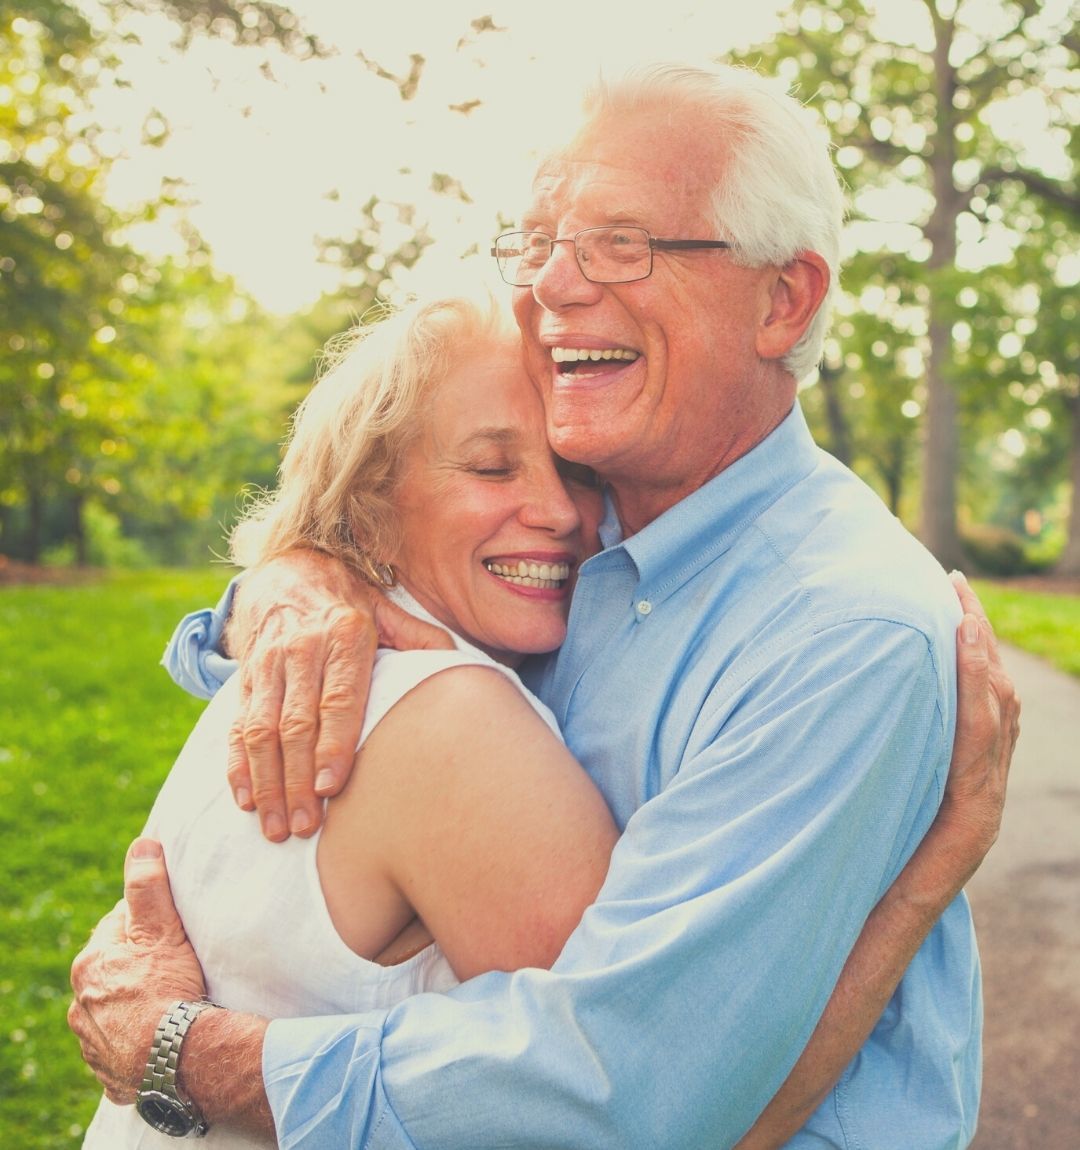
[919,8,967,571]
[26,485,44,564]
[1054,392,1080,576]
[881,437,906,517]
[817,362,852,466]
[921,308,965,568]
[71,492,88,567]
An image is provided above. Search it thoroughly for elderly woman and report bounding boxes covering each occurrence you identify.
[84,293,618,1147]
[81,292,1009,1149]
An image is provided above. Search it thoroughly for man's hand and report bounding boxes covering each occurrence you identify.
[68,839,206,1104]
[941,571,1021,877]
[225,549,454,841]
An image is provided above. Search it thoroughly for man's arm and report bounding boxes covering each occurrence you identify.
[160,575,242,701]
[249,633,943,1147]
[736,578,1019,1146]
[166,550,453,842]
[72,595,1016,1149]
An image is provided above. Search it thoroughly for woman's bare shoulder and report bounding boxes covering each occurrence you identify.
[329,659,617,979]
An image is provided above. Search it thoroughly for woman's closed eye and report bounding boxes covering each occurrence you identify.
[462,459,518,479]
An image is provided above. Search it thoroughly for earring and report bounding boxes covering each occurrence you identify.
[361,555,397,588]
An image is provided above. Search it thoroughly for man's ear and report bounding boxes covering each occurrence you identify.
[756,251,830,362]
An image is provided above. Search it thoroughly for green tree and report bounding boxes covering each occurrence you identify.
[736,0,1079,570]
[0,5,148,561]
[1,0,429,566]
[100,256,286,564]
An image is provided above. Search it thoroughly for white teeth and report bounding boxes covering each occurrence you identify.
[550,347,639,364]
[484,560,570,590]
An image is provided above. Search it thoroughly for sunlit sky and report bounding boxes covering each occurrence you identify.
[83,0,1070,313]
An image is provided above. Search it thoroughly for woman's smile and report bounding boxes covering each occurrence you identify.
[483,556,572,591]
[391,336,603,665]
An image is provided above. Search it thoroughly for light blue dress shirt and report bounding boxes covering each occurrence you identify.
[165,404,979,1149]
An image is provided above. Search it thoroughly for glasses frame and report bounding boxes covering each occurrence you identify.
[490,227,734,286]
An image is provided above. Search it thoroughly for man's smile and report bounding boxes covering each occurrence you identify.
[550,347,640,364]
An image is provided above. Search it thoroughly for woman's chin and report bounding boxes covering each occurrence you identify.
[485,617,568,665]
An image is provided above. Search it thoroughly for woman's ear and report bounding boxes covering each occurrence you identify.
[755,251,830,362]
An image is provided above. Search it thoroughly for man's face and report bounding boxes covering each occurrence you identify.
[512,107,783,527]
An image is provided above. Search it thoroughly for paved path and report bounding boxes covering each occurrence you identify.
[967,644,1080,1149]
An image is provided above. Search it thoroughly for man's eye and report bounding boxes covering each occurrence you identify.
[520,234,551,263]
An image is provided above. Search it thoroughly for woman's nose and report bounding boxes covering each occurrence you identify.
[520,467,582,536]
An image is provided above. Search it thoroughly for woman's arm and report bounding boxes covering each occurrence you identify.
[318,663,620,978]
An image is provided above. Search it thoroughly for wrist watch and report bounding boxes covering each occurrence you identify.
[135,999,217,1138]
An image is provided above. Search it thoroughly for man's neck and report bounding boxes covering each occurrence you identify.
[607,402,797,538]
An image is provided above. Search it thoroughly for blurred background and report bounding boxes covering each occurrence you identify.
[1,0,1077,574]
[0,0,1077,1147]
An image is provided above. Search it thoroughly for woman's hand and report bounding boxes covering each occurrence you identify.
[937,571,1021,876]
[224,549,454,841]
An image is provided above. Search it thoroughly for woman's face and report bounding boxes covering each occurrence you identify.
[391,335,603,665]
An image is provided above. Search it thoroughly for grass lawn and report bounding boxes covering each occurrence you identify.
[1,569,1076,1148]
[971,579,1080,679]
[0,569,232,1149]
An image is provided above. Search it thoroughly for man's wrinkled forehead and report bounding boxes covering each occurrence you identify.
[521,114,723,230]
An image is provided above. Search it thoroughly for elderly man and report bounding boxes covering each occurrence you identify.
[71,65,1018,1148]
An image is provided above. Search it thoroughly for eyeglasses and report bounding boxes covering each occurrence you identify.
[491,226,734,287]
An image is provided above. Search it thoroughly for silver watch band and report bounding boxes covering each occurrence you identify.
[141,999,217,1097]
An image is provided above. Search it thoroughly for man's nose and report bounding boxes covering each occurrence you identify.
[531,239,603,310]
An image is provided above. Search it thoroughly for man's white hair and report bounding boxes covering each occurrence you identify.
[582,64,845,382]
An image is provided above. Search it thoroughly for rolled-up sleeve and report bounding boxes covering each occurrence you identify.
[160,575,241,699]
[263,620,958,1150]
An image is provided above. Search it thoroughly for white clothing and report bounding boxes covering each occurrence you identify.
[84,589,561,1148]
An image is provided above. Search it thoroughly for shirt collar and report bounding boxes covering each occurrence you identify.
[595,403,820,606]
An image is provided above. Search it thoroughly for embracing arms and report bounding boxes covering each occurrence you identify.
[71,658,619,1140]
[73,561,1017,1147]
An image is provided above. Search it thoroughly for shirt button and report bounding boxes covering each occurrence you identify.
[636,599,652,616]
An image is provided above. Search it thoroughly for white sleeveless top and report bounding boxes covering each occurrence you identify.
[83,589,562,1148]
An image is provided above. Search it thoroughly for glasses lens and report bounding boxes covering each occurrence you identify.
[495,232,550,285]
[578,227,651,283]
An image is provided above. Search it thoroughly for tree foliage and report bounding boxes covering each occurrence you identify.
[735,0,1079,571]
[1,5,139,560]
[0,0,425,566]
[4,1,1076,573]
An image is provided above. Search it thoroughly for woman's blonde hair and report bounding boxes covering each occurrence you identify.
[229,291,517,583]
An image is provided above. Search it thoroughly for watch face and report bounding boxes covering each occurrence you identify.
[136,1090,198,1137]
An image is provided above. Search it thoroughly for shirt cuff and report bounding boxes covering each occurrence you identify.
[264,1014,404,1149]
[160,573,243,700]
